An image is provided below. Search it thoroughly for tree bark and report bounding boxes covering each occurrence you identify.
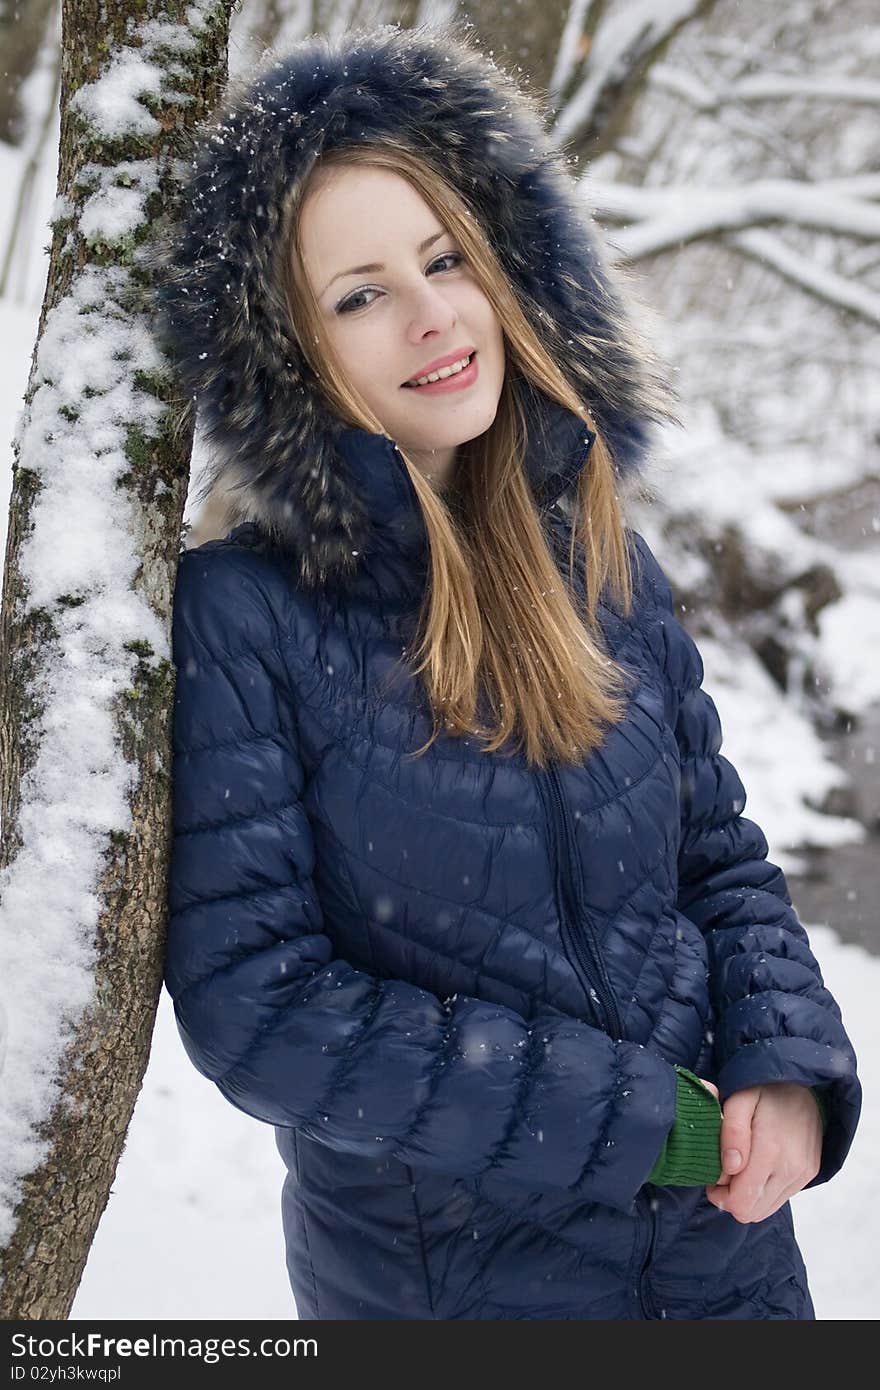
[0,0,231,1320]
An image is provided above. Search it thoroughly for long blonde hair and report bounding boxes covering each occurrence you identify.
[281,142,642,770]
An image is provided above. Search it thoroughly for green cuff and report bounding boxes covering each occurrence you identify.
[647,1077,828,1188]
[647,1066,722,1186]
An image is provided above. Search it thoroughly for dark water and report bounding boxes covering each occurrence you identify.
[780,476,880,955]
[786,699,880,956]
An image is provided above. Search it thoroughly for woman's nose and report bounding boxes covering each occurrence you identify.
[406,282,457,337]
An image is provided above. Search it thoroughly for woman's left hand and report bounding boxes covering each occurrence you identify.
[704,1082,823,1223]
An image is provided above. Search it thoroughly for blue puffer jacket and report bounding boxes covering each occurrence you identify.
[157,25,861,1320]
[165,421,860,1320]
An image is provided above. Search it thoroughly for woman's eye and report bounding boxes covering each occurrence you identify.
[429,252,464,275]
[336,252,464,315]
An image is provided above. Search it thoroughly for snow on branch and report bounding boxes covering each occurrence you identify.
[580,174,880,281]
[649,63,880,110]
[730,228,880,326]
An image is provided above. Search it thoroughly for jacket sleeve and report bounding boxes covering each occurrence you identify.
[631,531,861,1187]
[164,544,678,1213]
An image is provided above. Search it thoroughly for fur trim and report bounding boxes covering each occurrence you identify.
[148,19,678,592]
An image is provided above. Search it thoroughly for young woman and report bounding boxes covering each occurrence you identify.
[153,22,861,1320]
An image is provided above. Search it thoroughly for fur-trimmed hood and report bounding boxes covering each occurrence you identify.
[150,20,678,592]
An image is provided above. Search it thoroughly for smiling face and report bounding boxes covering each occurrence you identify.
[297,164,506,490]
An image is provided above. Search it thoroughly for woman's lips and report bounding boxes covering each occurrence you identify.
[402,352,478,394]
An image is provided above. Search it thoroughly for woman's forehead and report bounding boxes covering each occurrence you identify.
[299,170,444,286]
[304,163,430,220]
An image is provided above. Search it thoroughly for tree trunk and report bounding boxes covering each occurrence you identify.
[0,0,231,1320]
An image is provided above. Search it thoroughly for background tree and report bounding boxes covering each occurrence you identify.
[0,0,59,146]
[571,0,880,909]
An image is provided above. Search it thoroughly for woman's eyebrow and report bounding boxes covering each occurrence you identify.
[321,228,448,296]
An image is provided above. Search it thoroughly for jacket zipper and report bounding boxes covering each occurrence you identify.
[543,763,658,1314]
[542,765,623,1039]
[637,1188,660,1319]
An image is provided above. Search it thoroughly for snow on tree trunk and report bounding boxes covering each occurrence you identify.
[0,0,231,1320]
